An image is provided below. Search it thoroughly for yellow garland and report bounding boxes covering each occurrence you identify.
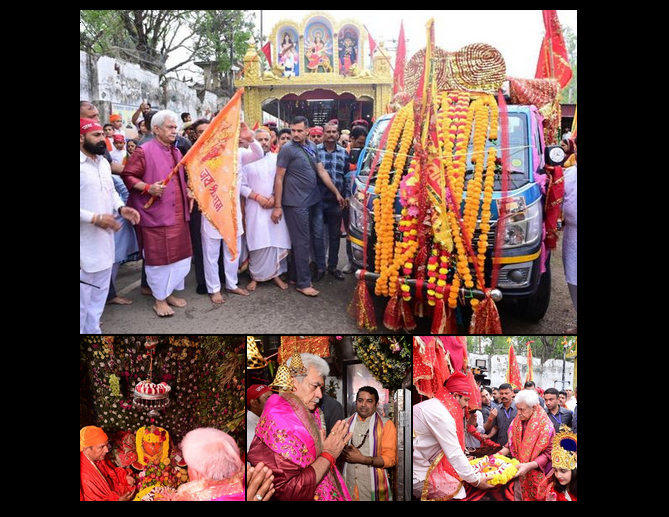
[469,454,519,485]
[374,101,415,297]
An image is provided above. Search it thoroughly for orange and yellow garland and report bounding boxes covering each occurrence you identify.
[373,90,501,320]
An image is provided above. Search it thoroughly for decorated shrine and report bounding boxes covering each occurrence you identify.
[80,335,245,501]
[237,12,393,128]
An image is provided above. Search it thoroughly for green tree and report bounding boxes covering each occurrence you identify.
[80,10,207,77]
[562,26,577,104]
[468,336,573,363]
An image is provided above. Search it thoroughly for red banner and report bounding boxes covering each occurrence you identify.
[535,10,572,89]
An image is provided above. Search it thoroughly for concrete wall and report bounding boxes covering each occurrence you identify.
[80,51,227,123]
[469,352,575,391]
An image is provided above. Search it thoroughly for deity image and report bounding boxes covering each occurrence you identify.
[278,28,299,77]
[339,28,359,75]
[305,23,333,73]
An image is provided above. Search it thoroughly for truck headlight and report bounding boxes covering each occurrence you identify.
[498,197,542,248]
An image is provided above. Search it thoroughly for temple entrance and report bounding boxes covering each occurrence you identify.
[262,89,373,129]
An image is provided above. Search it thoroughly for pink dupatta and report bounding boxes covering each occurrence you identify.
[254,393,351,501]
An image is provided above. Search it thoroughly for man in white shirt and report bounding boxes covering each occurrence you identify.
[246,384,272,453]
[413,372,494,500]
[80,118,139,333]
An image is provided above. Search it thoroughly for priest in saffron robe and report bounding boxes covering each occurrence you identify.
[122,110,192,318]
[247,353,353,501]
[498,389,554,501]
[342,386,397,500]
[80,426,136,501]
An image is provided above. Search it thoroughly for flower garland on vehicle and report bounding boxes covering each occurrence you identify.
[374,102,415,297]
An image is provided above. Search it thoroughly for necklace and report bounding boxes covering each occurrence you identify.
[352,428,369,449]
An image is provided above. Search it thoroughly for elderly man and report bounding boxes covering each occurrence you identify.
[171,428,245,501]
[498,389,554,501]
[248,353,353,501]
[342,386,397,500]
[241,128,291,291]
[413,372,494,500]
[80,426,136,501]
[80,118,140,334]
[122,110,193,317]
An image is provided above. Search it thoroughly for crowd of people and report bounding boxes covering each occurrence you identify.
[414,377,577,501]
[80,98,369,333]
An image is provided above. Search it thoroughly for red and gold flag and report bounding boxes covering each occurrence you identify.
[506,339,522,389]
[535,10,572,89]
[185,88,244,260]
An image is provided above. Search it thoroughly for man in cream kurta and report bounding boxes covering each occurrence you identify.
[240,129,291,291]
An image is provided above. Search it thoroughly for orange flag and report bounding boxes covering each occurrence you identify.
[185,88,244,260]
[525,342,535,383]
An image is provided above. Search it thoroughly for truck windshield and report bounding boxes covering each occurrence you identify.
[358,113,529,191]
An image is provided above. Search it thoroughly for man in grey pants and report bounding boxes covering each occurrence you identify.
[272,116,345,297]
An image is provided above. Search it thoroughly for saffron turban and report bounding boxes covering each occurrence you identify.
[109,114,122,122]
[444,371,471,396]
[80,426,108,451]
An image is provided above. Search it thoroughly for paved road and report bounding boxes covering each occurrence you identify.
[100,241,575,335]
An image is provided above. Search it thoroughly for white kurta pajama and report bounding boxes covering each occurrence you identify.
[240,152,291,281]
[201,141,263,293]
[80,151,124,334]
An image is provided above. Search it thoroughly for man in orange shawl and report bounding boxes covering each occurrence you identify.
[80,426,136,501]
[498,390,554,501]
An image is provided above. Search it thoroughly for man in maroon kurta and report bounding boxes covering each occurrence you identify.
[122,110,193,317]
[80,426,136,501]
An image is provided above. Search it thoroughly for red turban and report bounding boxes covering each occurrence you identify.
[309,126,323,135]
[444,371,471,396]
[80,118,103,135]
[247,384,271,407]
[112,134,126,143]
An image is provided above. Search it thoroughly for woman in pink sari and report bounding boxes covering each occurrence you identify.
[248,353,353,501]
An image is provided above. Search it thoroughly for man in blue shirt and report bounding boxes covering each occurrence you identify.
[316,123,350,281]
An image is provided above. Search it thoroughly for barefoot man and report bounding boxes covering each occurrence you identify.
[241,128,291,292]
[122,110,193,317]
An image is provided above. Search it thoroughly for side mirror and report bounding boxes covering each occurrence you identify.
[545,145,566,166]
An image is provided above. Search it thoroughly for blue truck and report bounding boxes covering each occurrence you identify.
[348,103,557,320]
